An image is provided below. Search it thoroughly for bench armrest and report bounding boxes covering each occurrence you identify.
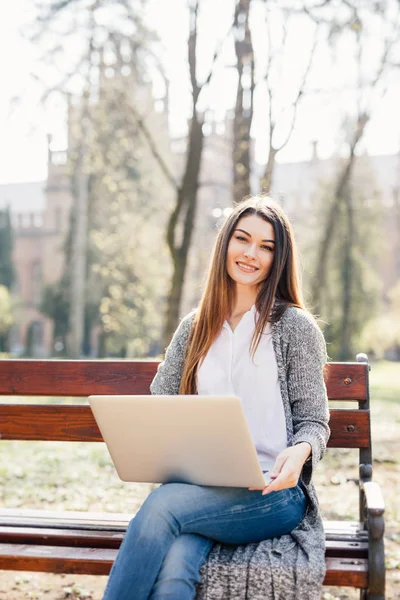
[361,481,385,517]
[360,479,385,596]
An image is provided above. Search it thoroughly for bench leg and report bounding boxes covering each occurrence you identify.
[367,516,385,600]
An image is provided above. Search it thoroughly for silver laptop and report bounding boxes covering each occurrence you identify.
[88,395,266,488]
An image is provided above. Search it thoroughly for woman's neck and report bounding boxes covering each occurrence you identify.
[231,286,257,317]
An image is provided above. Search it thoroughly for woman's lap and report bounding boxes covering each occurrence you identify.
[143,481,307,545]
[103,482,308,599]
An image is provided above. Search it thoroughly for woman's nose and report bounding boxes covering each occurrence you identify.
[244,244,257,258]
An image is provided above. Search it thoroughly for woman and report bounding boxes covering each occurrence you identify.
[103,196,330,600]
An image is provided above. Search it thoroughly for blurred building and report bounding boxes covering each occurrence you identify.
[0,147,72,356]
[0,72,175,357]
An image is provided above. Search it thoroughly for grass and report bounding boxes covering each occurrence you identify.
[369,360,400,404]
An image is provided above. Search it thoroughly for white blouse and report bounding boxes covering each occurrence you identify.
[197,305,287,472]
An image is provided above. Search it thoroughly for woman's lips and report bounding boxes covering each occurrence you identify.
[236,261,258,273]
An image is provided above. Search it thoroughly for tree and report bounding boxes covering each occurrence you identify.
[309,1,400,359]
[161,1,237,349]
[86,66,172,357]
[0,208,14,290]
[0,285,14,352]
[232,0,254,203]
[259,3,319,193]
[27,0,170,356]
[359,281,400,359]
[306,162,384,360]
[26,0,236,353]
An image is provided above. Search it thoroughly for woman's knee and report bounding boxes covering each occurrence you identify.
[139,483,193,525]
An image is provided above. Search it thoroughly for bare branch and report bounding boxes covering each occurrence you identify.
[188,2,201,104]
[125,103,179,191]
[275,23,319,152]
[39,57,88,104]
[199,180,230,189]
[196,3,239,105]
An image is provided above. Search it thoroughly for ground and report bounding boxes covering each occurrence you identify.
[0,361,399,600]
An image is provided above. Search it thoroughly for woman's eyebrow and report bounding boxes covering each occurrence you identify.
[235,228,275,243]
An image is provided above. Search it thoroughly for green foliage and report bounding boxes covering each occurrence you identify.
[0,208,14,289]
[40,279,70,339]
[0,284,14,352]
[0,285,14,335]
[305,159,384,360]
[65,67,172,357]
[359,282,400,359]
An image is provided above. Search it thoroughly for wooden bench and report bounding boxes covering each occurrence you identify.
[0,355,385,598]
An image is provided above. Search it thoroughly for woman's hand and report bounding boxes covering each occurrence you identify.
[249,442,311,495]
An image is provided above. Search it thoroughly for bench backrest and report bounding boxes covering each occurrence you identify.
[0,358,371,448]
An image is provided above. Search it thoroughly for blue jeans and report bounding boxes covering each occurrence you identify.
[103,482,307,600]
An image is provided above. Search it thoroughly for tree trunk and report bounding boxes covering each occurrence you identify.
[233,0,254,204]
[394,187,400,279]
[338,187,354,360]
[161,0,238,348]
[69,141,89,358]
[261,147,278,195]
[162,115,205,350]
[311,114,369,313]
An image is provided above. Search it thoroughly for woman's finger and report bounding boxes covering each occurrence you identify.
[262,464,298,495]
[270,454,287,478]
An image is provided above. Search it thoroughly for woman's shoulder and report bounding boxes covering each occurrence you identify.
[181,309,197,327]
[278,305,325,342]
[172,309,197,339]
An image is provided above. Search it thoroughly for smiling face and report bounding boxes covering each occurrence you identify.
[226,214,275,292]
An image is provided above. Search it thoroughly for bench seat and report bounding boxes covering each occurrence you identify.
[0,508,369,587]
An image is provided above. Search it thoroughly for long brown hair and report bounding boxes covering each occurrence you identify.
[180,196,306,394]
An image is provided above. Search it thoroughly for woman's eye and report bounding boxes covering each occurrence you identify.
[236,236,247,242]
[262,245,273,252]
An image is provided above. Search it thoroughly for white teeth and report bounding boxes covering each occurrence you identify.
[237,262,257,272]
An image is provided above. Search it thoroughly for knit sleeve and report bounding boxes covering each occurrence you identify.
[285,310,330,483]
[150,312,195,395]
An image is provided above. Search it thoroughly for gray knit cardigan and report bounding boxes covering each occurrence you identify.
[150,306,330,600]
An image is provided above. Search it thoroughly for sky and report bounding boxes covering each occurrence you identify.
[0,0,399,185]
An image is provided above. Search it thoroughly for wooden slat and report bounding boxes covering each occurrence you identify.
[324,557,368,588]
[324,363,368,401]
[0,512,366,538]
[0,405,102,441]
[0,360,158,396]
[0,404,371,447]
[328,409,370,448]
[0,360,367,401]
[0,543,116,575]
[0,525,124,549]
[0,508,131,529]
[325,540,368,558]
[0,544,369,586]
[0,525,368,557]
[324,520,365,536]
